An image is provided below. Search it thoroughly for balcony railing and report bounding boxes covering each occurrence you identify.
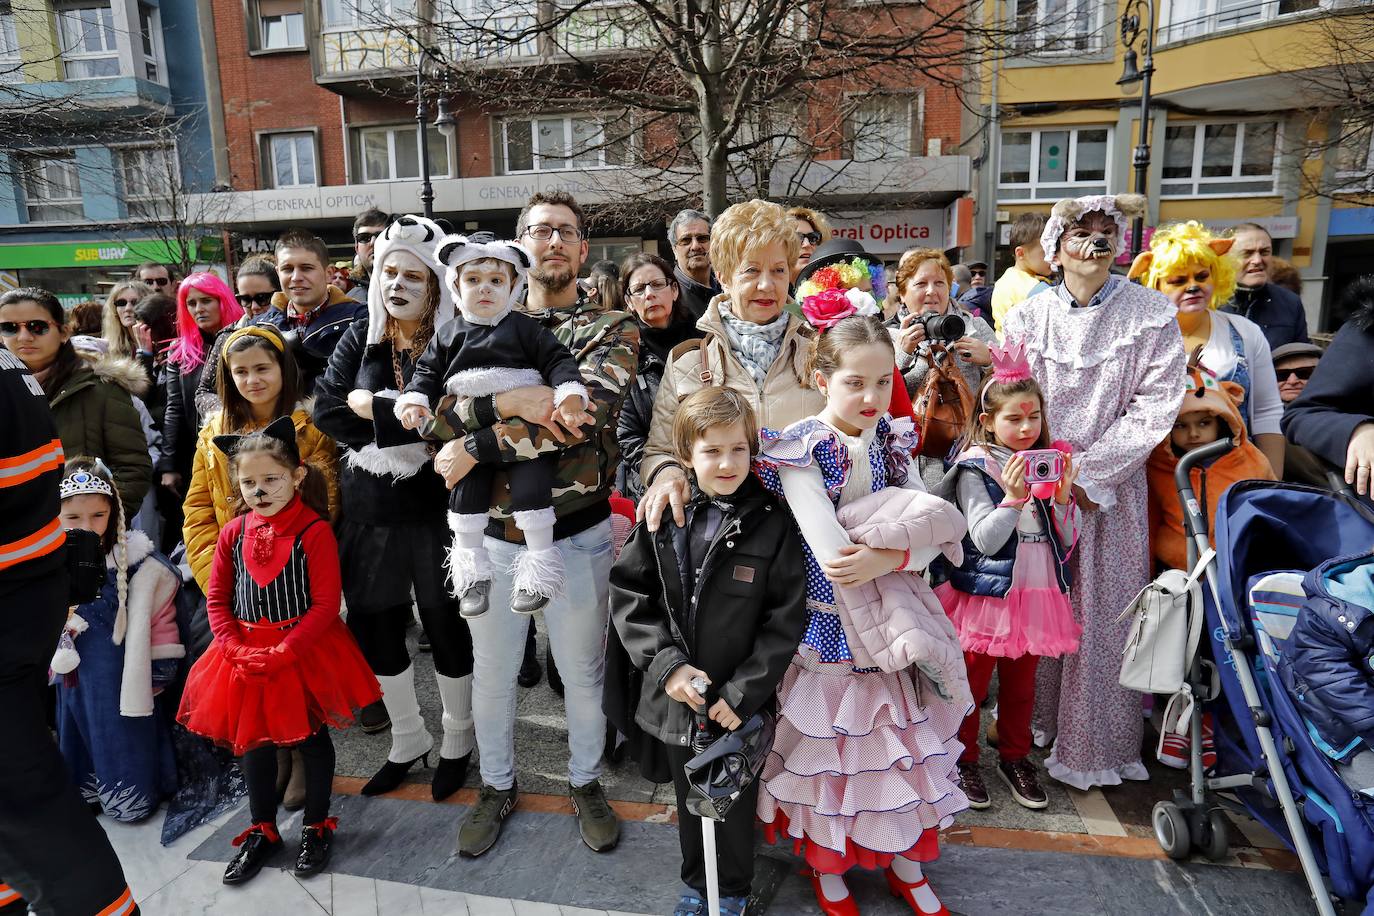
[1159,0,1324,44]
[320,26,419,74]
[441,13,538,60]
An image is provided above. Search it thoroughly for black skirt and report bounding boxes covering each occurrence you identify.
[336,516,449,612]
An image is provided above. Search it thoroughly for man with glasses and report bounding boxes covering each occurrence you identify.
[1272,341,1330,487]
[955,260,993,317]
[429,190,639,860]
[668,208,718,320]
[136,261,175,292]
[348,208,391,304]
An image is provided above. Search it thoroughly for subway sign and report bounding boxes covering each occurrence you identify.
[0,239,196,269]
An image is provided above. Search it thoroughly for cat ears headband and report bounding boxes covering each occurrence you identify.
[212,415,301,467]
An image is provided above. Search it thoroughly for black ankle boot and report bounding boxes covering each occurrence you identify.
[547,651,563,698]
[360,751,430,796]
[294,819,336,877]
[223,822,282,885]
[518,627,542,688]
[432,752,472,801]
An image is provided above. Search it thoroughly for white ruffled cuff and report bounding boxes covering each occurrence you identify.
[393,391,430,420]
[1077,474,1116,511]
[552,381,589,408]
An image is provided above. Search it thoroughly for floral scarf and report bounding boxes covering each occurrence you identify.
[718,304,790,388]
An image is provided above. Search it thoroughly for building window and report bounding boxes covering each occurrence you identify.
[498,114,633,173]
[1013,0,1105,53]
[262,132,316,188]
[322,0,415,29]
[138,4,161,80]
[57,0,120,79]
[846,94,923,162]
[998,127,1110,200]
[356,125,449,183]
[257,0,304,48]
[1334,118,1374,192]
[0,6,21,83]
[22,154,84,222]
[1159,121,1278,196]
[1162,0,1319,42]
[118,145,173,218]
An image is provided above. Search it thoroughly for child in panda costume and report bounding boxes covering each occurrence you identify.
[396,233,593,618]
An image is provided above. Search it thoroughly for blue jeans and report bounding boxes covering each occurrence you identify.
[469,519,612,790]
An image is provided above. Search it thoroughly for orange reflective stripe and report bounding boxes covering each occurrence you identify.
[0,883,19,904]
[0,517,65,571]
[0,439,64,486]
[95,886,135,916]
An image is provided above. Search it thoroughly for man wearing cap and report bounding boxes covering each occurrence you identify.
[1273,341,1332,487]
[956,260,993,317]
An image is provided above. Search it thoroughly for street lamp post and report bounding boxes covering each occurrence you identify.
[1118,0,1156,261]
[415,50,457,221]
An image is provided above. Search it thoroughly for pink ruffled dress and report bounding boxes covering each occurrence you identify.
[933,447,1081,660]
[753,416,969,875]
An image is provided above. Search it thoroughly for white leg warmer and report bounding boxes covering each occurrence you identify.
[446,512,494,596]
[436,673,476,760]
[511,509,564,598]
[376,666,434,764]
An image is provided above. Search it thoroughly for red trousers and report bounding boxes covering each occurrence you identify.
[958,650,1039,764]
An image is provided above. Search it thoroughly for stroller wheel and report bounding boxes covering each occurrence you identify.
[1153,801,1191,859]
[1199,808,1230,861]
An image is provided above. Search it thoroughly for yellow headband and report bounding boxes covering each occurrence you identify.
[222,325,284,355]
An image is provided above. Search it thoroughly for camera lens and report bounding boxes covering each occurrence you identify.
[1034,460,1050,477]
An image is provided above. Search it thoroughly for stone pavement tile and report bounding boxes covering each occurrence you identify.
[420,885,473,915]
[294,872,333,912]
[378,877,425,912]
[466,894,517,915]
[100,806,236,903]
[140,859,329,916]
[512,900,561,916]
[332,873,379,916]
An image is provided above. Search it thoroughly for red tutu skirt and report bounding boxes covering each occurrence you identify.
[177,617,381,755]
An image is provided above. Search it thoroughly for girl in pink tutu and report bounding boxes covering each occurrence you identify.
[755,310,971,916]
[933,337,1080,813]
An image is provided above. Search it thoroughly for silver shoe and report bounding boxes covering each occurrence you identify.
[511,589,550,615]
[458,580,491,618]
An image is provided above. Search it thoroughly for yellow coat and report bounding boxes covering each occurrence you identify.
[181,405,339,593]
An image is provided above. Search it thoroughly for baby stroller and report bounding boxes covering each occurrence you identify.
[1160,440,1374,914]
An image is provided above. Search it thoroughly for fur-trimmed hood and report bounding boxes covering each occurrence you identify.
[76,351,150,399]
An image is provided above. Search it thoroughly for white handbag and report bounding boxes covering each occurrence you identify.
[1117,548,1214,694]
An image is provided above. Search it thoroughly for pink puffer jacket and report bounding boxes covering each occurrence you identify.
[834,488,972,709]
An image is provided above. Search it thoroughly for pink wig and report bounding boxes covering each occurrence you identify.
[168,272,243,371]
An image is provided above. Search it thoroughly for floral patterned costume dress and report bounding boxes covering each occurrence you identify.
[754,415,969,873]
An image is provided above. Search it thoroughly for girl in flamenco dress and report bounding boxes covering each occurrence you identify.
[755,288,971,916]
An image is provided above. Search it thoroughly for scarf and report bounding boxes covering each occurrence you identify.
[718,305,790,388]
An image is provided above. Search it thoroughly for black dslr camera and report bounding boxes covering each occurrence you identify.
[919,310,966,344]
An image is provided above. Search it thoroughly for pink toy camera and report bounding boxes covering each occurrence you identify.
[1022,449,1064,485]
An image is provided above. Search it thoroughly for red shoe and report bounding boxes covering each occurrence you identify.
[885,867,951,916]
[808,871,860,916]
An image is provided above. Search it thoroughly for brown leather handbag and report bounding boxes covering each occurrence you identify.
[913,343,975,460]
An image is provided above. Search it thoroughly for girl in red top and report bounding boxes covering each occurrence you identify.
[177,416,380,887]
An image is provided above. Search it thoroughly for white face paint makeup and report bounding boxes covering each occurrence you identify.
[380,249,433,322]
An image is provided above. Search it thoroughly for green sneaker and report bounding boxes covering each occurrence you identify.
[457,782,518,857]
[569,779,620,852]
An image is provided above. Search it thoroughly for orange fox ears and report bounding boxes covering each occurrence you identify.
[1128,251,1153,282]
[1210,238,1234,256]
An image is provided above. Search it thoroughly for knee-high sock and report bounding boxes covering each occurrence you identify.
[377,666,433,764]
[436,673,475,760]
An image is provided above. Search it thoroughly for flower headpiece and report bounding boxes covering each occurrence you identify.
[798,257,884,330]
[60,463,115,501]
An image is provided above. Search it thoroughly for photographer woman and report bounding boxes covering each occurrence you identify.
[893,248,995,485]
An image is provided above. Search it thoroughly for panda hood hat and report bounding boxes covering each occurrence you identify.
[435,231,532,326]
[367,214,456,346]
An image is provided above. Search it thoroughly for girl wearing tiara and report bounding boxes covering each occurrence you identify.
[755,275,971,916]
[53,456,183,823]
[932,339,1080,813]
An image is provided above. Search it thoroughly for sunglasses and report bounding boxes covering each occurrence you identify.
[0,319,56,336]
[145,276,171,288]
[114,298,138,308]
[970,269,987,277]
[1276,366,1316,382]
[796,231,822,246]
[235,291,276,308]
[354,231,380,244]
[675,233,710,246]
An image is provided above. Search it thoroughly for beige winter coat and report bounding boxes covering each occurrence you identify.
[834,487,973,709]
[640,294,824,486]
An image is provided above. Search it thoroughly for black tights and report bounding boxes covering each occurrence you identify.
[242,727,335,826]
[347,603,474,679]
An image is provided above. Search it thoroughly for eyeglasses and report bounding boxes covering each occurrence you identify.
[628,278,673,299]
[969,269,987,278]
[144,276,170,288]
[0,319,56,337]
[675,233,710,247]
[796,231,822,246]
[235,291,276,308]
[114,298,138,309]
[1276,365,1316,382]
[354,231,380,244]
[522,224,582,243]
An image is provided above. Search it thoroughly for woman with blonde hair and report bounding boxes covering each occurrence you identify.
[101,280,154,363]
[1129,220,1284,474]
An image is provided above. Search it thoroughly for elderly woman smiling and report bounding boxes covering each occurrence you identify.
[638,199,824,527]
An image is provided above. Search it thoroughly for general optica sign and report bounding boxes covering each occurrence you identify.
[828,210,946,255]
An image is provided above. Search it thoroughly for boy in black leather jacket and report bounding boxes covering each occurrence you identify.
[611,386,806,916]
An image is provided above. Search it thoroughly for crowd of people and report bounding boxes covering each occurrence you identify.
[4,183,1373,916]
